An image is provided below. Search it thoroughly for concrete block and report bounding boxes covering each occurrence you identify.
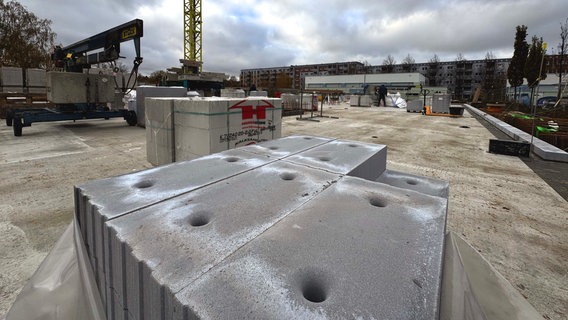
[220,88,245,98]
[249,90,268,97]
[431,94,451,114]
[145,98,175,166]
[360,95,373,107]
[26,87,47,94]
[174,98,282,160]
[105,160,342,318]
[175,176,447,319]
[239,135,333,160]
[375,169,449,198]
[25,68,46,87]
[0,86,24,93]
[285,139,388,180]
[0,67,23,86]
[47,72,115,104]
[136,86,187,127]
[350,95,360,106]
[407,99,424,113]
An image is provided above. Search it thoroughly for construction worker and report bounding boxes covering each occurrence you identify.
[378,84,387,107]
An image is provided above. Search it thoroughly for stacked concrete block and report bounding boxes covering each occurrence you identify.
[249,90,268,97]
[173,97,282,161]
[136,86,187,127]
[145,98,176,166]
[430,94,451,114]
[75,135,449,320]
[359,94,373,107]
[285,139,387,181]
[174,176,447,319]
[0,66,24,93]
[376,169,449,198]
[407,99,424,113]
[25,68,47,94]
[74,148,279,317]
[350,95,360,106]
[47,72,115,103]
[220,88,245,98]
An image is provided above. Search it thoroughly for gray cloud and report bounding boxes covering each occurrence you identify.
[17,0,568,77]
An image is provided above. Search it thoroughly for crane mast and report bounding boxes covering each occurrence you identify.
[182,0,202,74]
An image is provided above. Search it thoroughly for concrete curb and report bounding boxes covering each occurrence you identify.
[464,104,568,162]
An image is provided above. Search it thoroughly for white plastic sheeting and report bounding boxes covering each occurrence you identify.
[6,219,105,320]
[6,227,543,320]
[386,92,407,108]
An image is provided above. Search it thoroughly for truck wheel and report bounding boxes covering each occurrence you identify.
[13,116,23,136]
[6,109,14,126]
[125,110,137,126]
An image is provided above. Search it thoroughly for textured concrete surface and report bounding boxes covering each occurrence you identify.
[106,160,342,319]
[76,134,448,319]
[176,176,447,319]
[285,139,387,180]
[376,169,449,198]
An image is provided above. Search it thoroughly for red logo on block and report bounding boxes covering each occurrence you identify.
[229,100,275,129]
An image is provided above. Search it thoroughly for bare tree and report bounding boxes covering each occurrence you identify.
[455,53,466,62]
[557,17,568,100]
[0,0,56,69]
[382,54,396,73]
[428,54,440,86]
[402,54,415,72]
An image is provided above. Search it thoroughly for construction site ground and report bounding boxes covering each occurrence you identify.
[0,104,567,319]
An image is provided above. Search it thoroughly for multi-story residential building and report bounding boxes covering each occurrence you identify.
[240,55,566,100]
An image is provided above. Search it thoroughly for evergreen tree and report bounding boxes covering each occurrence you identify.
[507,25,529,101]
[524,36,547,89]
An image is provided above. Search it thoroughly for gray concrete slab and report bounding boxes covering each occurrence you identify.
[105,160,342,318]
[176,176,447,319]
[376,169,449,198]
[238,135,333,160]
[285,139,387,180]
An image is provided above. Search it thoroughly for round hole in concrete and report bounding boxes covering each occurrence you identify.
[369,196,387,208]
[302,279,327,303]
[280,172,297,181]
[188,211,212,227]
[460,125,470,129]
[268,146,279,150]
[348,144,359,148]
[318,156,332,162]
[225,157,240,163]
[303,137,312,140]
[133,180,154,189]
[406,179,418,185]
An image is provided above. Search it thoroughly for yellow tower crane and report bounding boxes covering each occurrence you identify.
[182,0,202,74]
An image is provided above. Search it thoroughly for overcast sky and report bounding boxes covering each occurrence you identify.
[16,0,568,77]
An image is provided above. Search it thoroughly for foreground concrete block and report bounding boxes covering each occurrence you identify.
[74,148,276,315]
[176,176,447,319]
[376,169,449,198]
[105,161,342,319]
[285,139,388,180]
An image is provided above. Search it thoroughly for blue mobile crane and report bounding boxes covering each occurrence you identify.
[6,19,143,136]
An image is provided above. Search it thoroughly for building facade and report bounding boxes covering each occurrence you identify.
[240,58,511,100]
